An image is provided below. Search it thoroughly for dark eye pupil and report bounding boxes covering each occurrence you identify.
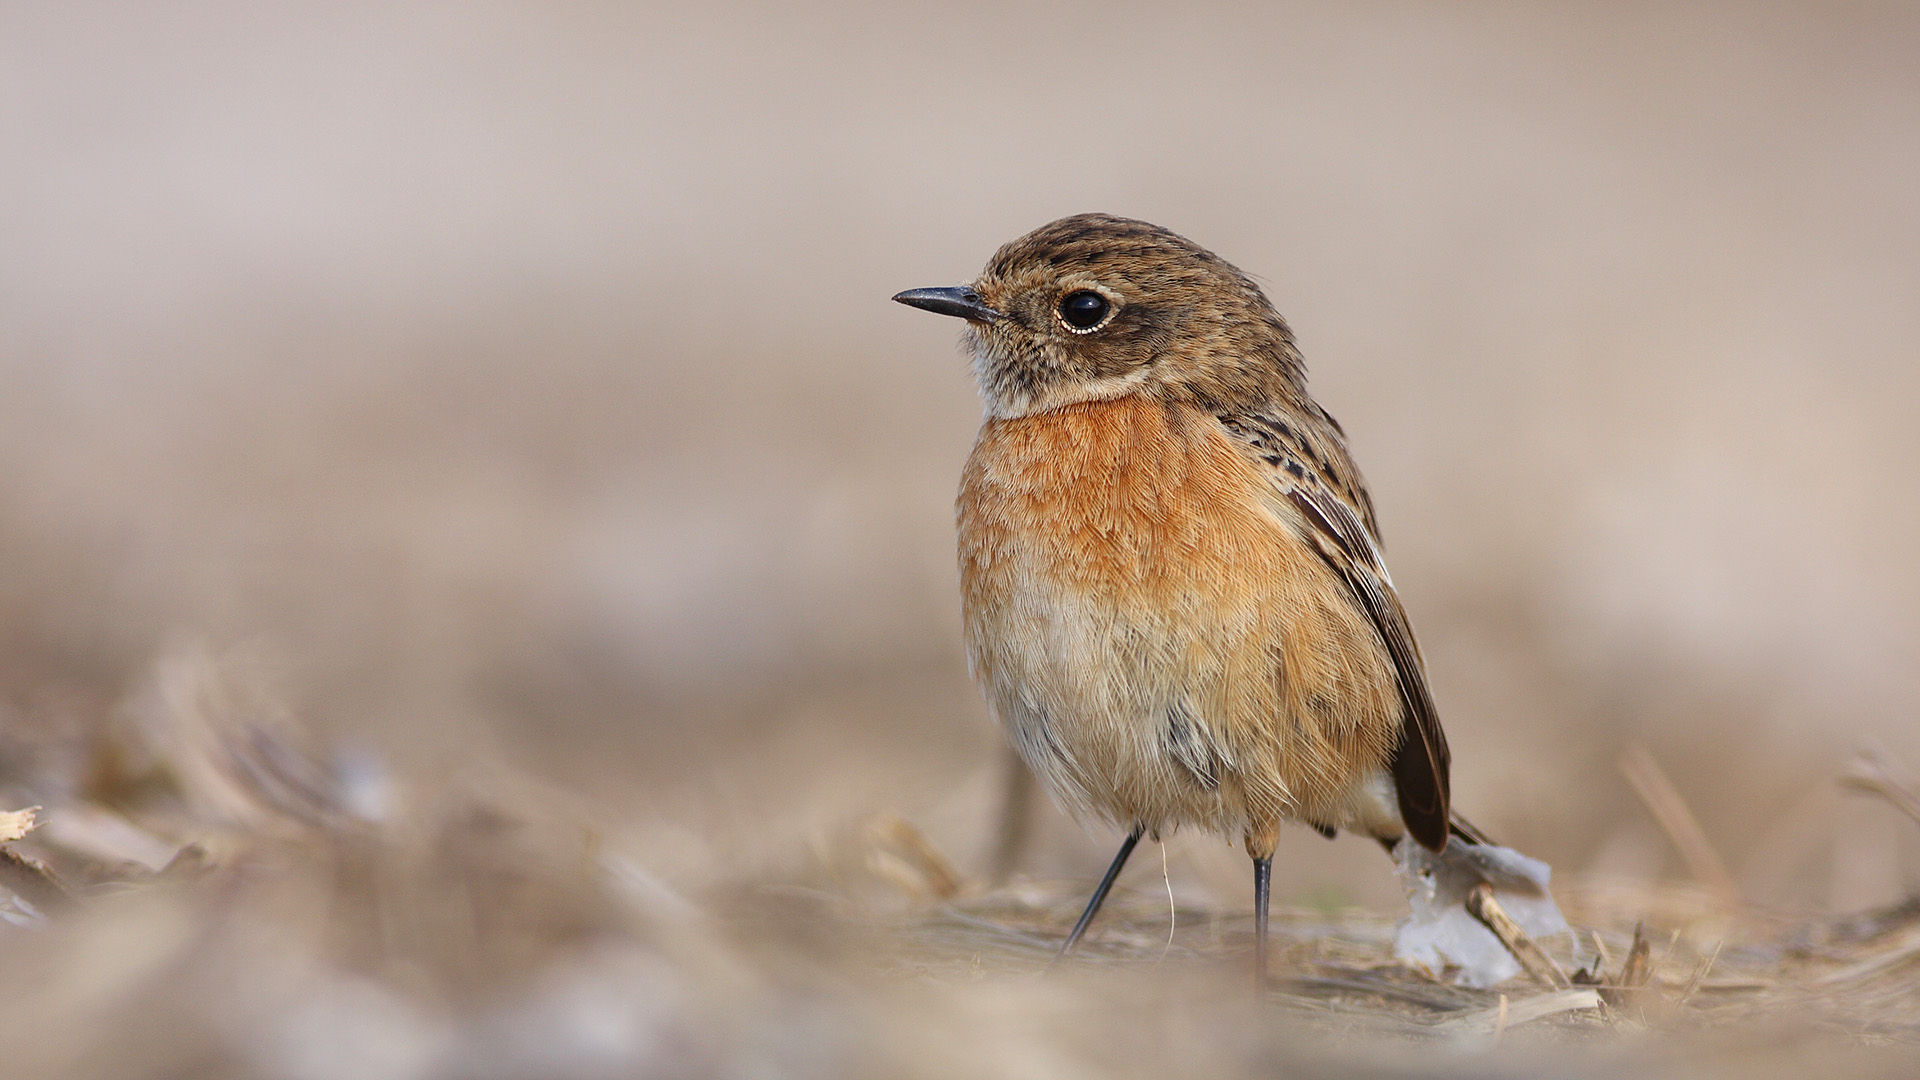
[1059,290,1109,329]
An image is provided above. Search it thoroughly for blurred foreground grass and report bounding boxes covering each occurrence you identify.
[2,641,1918,1080]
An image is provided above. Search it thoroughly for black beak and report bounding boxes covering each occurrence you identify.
[892,286,1003,324]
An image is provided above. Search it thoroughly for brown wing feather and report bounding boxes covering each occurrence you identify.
[1219,408,1452,852]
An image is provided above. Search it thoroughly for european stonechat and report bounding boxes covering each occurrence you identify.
[896,214,1461,988]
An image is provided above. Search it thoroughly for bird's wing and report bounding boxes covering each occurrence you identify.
[1218,405,1451,852]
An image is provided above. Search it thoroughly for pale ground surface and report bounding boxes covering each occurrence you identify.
[2,2,1920,1076]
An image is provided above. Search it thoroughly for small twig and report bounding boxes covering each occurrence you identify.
[1599,922,1655,1011]
[1465,882,1570,989]
[1434,989,1600,1035]
[1619,743,1739,906]
[1490,994,1510,1045]
[1840,747,1920,832]
[1676,939,1723,1006]
[0,807,40,844]
[866,813,962,900]
[1154,839,1175,966]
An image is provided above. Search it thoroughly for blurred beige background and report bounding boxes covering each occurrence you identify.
[3,1,1918,916]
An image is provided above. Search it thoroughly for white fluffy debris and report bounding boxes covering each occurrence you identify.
[1392,839,1569,988]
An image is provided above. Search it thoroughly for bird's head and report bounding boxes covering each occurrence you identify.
[895,213,1307,419]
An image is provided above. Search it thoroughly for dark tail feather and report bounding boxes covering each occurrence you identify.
[1375,812,1496,856]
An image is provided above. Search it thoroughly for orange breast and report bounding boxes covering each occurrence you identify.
[957,396,1402,838]
[960,396,1277,610]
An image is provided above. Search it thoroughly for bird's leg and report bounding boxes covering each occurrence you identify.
[1246,824,1281,992]
[1054,826,1143,961]
[1252,855,1273,992]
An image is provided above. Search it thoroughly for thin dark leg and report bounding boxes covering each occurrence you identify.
[1054,826,1143,961]
[1252,855,1273,992]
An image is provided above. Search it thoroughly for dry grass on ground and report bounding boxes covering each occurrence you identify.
[3,645,1918,1080]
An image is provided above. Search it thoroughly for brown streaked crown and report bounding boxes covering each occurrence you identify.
[962,214,1309,419]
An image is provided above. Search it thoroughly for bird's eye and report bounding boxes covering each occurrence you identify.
[1057,289,1111,331]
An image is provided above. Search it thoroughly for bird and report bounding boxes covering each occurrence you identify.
[894,213,1468,989]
